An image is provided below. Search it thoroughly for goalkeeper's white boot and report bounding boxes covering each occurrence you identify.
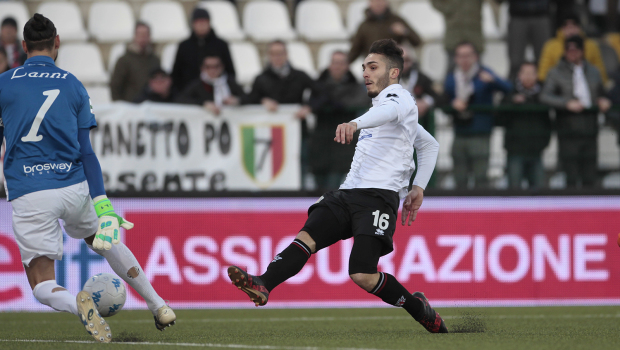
[154,305,176,331]
[76,291,112,343]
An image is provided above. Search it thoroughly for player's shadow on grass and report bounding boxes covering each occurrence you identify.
[112,331,145,342]
[449,312,486,333]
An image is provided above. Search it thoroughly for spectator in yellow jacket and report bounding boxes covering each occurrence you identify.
[538,14,607,84]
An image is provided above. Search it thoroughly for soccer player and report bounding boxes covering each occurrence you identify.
[0,14,176,342]
[228,39,447,333]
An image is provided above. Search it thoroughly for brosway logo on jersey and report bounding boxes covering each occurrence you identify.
[241,125,285,187]
[23,162,73,174]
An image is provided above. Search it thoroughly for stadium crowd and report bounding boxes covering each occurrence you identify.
[3,0,620,191]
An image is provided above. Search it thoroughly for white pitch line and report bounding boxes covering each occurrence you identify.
[121,313,620,324]
[3,313,620,326]
[0,339,390,350]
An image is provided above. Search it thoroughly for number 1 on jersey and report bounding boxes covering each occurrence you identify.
[21,89,60,143]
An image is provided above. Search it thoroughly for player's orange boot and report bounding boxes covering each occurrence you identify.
[413,292,448,333]
[228,266,269,306]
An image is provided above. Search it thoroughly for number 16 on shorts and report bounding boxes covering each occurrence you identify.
[372,210,389,235]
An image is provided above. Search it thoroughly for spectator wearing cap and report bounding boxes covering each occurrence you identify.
[0,47,10,74]
[540,35,612,188]
[348,0,422,63]
[538,14,608,84]
[134,68,175,103]
[171,8,235,93]
[1,17,26,68]
[110,22,160,102]
[176,56,246,116]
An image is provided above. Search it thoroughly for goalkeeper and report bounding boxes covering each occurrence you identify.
[0,14,175,342]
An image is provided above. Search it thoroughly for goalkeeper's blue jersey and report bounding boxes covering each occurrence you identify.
[0,55,97,200]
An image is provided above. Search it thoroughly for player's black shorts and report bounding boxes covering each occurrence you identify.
[301,188,400,273]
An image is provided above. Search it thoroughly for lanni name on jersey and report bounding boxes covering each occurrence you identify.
[11,67,69,80]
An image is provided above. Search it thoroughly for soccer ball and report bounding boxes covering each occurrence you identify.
[83,273,126,317]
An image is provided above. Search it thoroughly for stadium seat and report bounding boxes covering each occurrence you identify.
[295,1,348,41]
[482,41,509,79]
[0,1,30,39]
[482,2,508,39]
[317,42,351,71]
[399,2,445,41]
[56,43,108,84]
[140,1,190,43]
[434,128,453,171]
[197,1,245,41]
[37,2,88,41]
[420,42,448,82]
[599,127,620,170]
[161,43,178,74]
[229,42,262,86]
[287,41,317,78]
[542,134,558,170]
[107,43,126,74]
[88,1,135,43]
[347,1,368,36]
[243,1,296,42]
[86,86,112,106]
[489,127,506,178]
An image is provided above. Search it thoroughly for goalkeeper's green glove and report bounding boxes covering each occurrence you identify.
[92,195,134,250]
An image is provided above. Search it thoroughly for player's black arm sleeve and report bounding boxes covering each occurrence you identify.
[78,128,106,198]
[0,125,3,148]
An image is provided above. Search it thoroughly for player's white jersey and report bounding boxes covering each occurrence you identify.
[340,84,420,198]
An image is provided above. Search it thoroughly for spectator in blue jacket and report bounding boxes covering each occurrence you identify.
[444,42,512,189]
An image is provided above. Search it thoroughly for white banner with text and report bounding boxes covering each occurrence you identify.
[90,103,301,193]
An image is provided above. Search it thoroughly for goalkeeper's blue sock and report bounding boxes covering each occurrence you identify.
[260,239,312,291]
[370,272,424,320]
[90,242,165,315]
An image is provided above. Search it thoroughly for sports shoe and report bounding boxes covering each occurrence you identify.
[154,305,177,331]
[227,266,269,306]
[76,291,112,343]
[413,292,448,333]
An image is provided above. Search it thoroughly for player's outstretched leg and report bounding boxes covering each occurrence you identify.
[228,266,270,306]
[350,236,448,333]
[76,290,113,343]
[353,272,448,333]
[35,280,112,342]
[411,291,448,333]
[228,235,313,306]
[86,237,176,331]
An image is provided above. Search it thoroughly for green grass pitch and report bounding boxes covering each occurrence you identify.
[1,306,619,349]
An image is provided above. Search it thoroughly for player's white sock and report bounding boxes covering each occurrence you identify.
[90,242,165,315]
[33,280,78,315]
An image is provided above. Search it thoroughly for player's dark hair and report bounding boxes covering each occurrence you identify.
[23,13,57,52]
[368,39,404,76]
